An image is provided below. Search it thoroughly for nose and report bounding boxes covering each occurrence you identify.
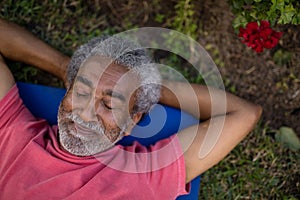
[78,97,98,122]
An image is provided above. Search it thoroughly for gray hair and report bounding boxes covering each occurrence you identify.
[67,35,161,114]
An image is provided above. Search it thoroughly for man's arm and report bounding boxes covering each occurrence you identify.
[0,54,15,100]
[0,19,70,86]
[160,80,262,183]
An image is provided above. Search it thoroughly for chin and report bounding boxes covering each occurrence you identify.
[57,108,125,156]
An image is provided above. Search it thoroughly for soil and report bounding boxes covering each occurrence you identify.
[101,0,300,136]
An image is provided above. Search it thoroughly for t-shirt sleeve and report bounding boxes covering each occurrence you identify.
[0,84,36,130]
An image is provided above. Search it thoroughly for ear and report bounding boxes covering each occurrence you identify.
[123,112,143,136]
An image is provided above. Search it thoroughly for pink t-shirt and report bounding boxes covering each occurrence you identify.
[0,85,189,200]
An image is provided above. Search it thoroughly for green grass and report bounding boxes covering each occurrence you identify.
[200,122,299,199]
[1,0,299,199]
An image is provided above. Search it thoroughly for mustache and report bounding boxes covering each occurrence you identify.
[65,113,105,134]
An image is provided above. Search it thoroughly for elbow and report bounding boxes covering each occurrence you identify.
[237,103,262,138]
[254,104,263,120]
[248,103,263,126]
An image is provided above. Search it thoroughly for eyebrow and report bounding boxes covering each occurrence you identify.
[105,89,126,102]
[76,76,94,88]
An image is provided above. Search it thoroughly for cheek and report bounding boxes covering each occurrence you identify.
[96,108,127,131]
[96,111,116,129]
[65,90,87,111]
[61,94,73,112]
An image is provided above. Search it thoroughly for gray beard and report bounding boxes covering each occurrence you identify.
[57,108,126,157]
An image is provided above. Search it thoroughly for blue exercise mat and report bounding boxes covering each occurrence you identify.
[17,82,201,200]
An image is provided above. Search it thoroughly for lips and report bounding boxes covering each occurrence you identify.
[74,123,97,138]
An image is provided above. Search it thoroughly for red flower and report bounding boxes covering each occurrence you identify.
[238,20,283,53]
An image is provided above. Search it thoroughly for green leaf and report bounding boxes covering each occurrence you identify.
[232,0,244,10]
[291,11,300,25]
[232,15,248,32]
[154,14,165,23]
[278,4,296,24]
[250,10,258,19]
[271,0,285,11]
[275,126,300,151]
[266,9,279,25]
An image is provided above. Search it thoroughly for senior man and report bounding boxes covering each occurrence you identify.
[0,19,262,199]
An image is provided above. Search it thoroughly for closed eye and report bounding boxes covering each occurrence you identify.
[102,100,118,110]
[76,91,90,98]
[104,103,112,110]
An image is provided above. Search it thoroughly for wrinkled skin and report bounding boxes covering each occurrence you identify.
[58,55,142,156]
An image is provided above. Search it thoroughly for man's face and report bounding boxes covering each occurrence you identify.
[58,55,141,156]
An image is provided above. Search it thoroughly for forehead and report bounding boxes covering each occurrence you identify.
[78,55,125,77]
[75,55,139,93]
